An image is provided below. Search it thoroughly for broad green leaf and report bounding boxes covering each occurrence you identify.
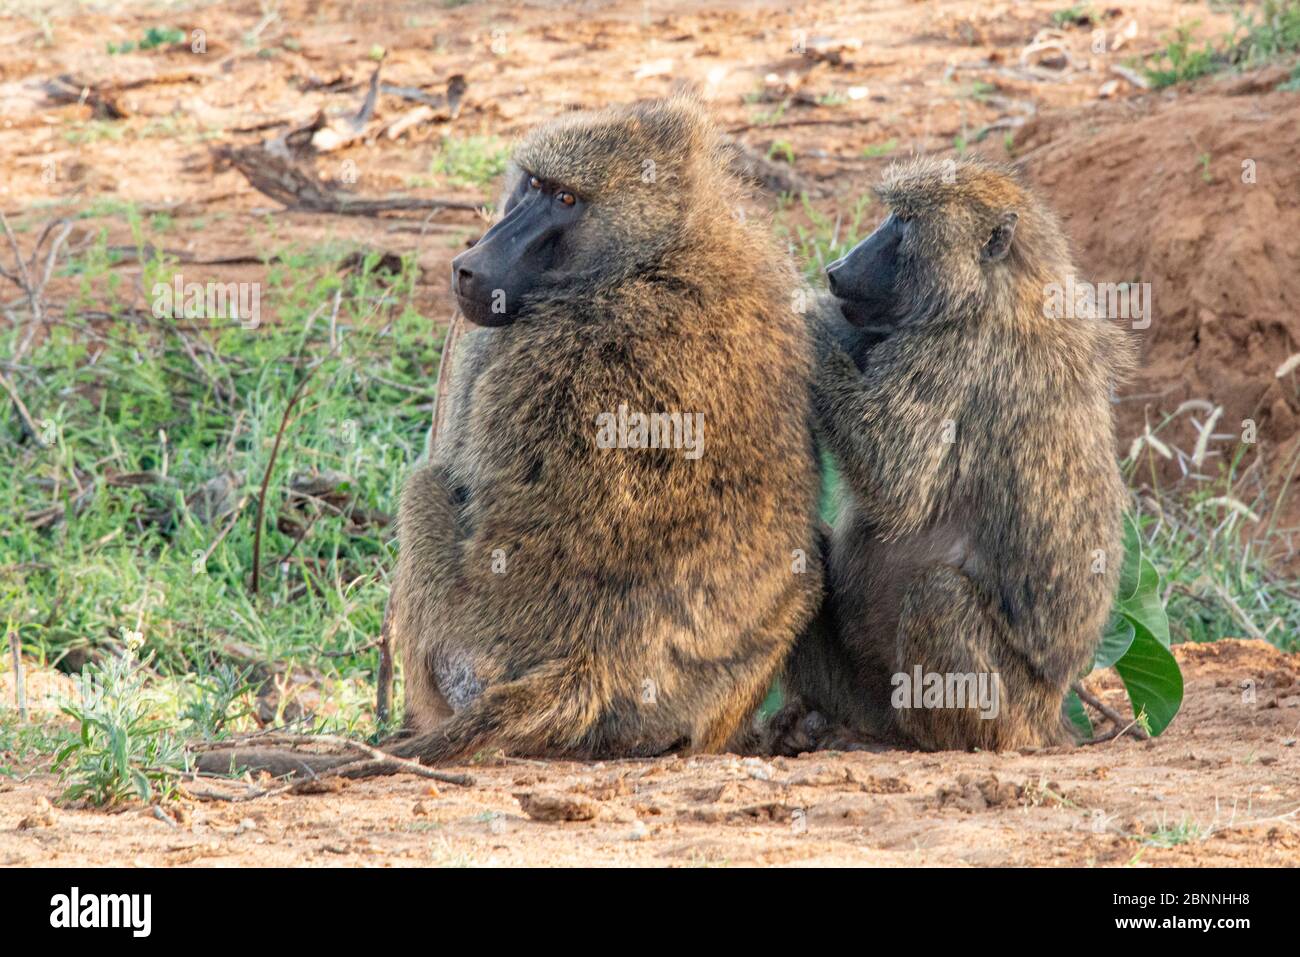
[1117,555,1171,648]
[1114,621,1183,737]
[1095,613,1136,671]
[1115,512,1142,602]
[1063,688,1093,738]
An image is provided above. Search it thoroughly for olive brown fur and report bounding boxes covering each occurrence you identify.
[387,96,824,763]
[788,156,1135,751]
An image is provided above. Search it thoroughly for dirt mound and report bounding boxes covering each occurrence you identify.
[1016,73,1300,519]
[3,639,1297,866]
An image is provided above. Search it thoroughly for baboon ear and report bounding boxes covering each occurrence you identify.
[982,212,1018,262]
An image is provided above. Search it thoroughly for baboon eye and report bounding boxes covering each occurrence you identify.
[557,191,576,207]
[529,176,543,189]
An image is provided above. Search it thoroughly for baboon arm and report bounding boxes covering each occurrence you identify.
[385,662,601,763]
[814,347,957,535]
[394,464,465,608]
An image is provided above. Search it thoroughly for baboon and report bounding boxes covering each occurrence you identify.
[787,156,1133,751]
[387,96,823,764]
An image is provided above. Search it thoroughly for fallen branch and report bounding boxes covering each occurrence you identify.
[188,732,475,797]
[218,144,480,216]
[1073,680,1150,744]
[719,139,808,195]
[381,73,466,116]
[1109,64,1151,90]
[39,75,128,118]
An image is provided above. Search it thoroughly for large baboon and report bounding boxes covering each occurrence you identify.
[788,157,1133,751]
[387,96,823,764]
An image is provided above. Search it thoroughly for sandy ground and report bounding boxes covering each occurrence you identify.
[3,1,1299,866]
[3,639,1298,867]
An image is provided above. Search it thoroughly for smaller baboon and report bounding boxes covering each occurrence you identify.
[386,96,824,764]
[788,157,1134,751]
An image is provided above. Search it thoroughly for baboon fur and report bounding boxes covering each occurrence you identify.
[388,96,823,763]
[787,157,1134,751]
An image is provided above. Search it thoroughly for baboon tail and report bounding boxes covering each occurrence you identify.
[384,663,602,764]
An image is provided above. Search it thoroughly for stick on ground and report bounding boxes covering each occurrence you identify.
[188,732,475,799]
[8,629,26,721]
[1072,680,1149,744]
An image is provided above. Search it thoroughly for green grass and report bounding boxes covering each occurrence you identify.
[1144,23,1223,88]
[63,121,126,145]
[2,205,447,800]
[775,192,875,282]
[1144,1,1300,88]
[1051,5,1099,28]
[106,25,185,55]
[1142,815,1211,848]
[767,140,795,164]
[428,135,509,190]
[861,138,898,159]
[1125,409,1300,651]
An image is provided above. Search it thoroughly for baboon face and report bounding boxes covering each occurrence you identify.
[827,159,1024,326]
[825,213,908,326]
[451,172,586,327]
[451,98,712,327]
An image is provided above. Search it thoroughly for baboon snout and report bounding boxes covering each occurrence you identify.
[450,247,513,328]
[452,263,478,298]
[825,261,844,297]
[826,213,905,327]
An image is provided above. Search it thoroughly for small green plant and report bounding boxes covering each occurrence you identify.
[862,138,899,159]
[429,135,509,190]
[0,712,72,778]
[1143,815,1210,848]
[107,25,185,54]
[63,121,126,145]
[749,98,790,126]
[180,663,257,739]
[1051,5,1098,28]
[767,140,795,164]
[53,640,185,805]
[1144,23,1221,88]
